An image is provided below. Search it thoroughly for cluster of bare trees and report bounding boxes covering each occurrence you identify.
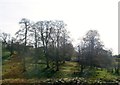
[77,30,115,73]
[0,32,13,56]
[1,18,119,75]
[14,18,74,72]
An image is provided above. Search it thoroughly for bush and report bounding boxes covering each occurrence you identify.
[2,52,10,60]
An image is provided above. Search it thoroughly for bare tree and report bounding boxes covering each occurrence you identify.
[0,32,10,44]
[82,30,103,67]
[15,18,31,72]
[78,30,114,71]
[30,22,41,74]
[36,21,52,68]
[53,20,66,71]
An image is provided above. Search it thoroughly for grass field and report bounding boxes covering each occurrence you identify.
[2,55,119,78]
[2,55,120,84]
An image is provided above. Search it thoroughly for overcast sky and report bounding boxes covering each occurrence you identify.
[0,0,119,55]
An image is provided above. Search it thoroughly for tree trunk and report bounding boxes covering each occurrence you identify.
[22,57,26,72]
[46,55,50,68]
[22,23,27,72]
[56,60,59,71]
[45,45,49,68]
[80,65,84,73]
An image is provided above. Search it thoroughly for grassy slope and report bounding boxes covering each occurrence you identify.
[2,55,119,84]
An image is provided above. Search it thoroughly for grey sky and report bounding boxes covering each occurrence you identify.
[0,0,118,54]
